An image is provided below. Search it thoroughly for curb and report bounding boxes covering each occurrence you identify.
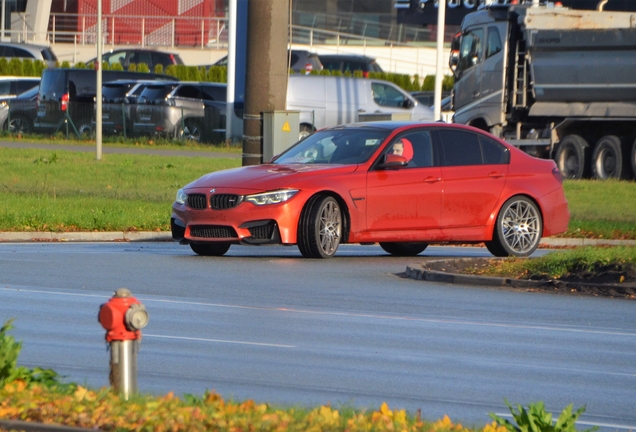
[404,259,636,299]
[0,419,93,432]
[0,232,634,246]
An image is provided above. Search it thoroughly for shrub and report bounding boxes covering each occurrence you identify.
[127,62,137,72]
[165,64,178,78]
[110,62,123,71]
[137,63,150,73]
[154,63,164,75]
[74,62,87,69]
[60,60,72,69]
[9,58,23,75]
[490,401,598,432]
[22,59,35,76]
[422,75,435,91]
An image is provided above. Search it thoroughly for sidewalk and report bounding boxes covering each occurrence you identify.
[0,231,634,246]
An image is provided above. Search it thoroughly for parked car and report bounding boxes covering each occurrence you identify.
[0,85,39,133]
[0,42,58,67]
[134,81,226,143]
[171,122,570,258]
[87,49,184,71]
[286,75,433,138]
[35,68,173,135]
[95,79,178,136]
[410,91,451,107]
[0,76,40,99]
[211,49,322,74]
[317,54,383,77]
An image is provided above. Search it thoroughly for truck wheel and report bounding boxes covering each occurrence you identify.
[592,135,629,180]
[555,135,588,179]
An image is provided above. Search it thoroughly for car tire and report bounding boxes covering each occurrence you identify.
[298,195,342,259]
[76,122,93,137]
[178,119,202,142]
[591,135,630,180]
[6,115,32,134]
[190,242,231,256]
[485,196,543,257]
[555,134,589,179]
[379,242,428,256]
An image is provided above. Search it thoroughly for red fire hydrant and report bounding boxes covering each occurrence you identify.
[98,288,148,399]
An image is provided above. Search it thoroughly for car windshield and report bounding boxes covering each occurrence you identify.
[138,84,178,104]
[274,128,390,165]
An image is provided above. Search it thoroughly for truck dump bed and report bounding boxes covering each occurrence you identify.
[514,6,636,103]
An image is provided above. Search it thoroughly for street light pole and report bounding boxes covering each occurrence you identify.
[434,0,446,121]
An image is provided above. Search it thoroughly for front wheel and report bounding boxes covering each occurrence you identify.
[485,196,542,257]
[190,242,231,256]
[379,242,428,256]
[298,195,342,258]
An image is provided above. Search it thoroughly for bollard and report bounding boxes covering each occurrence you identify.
[98,288,149,400]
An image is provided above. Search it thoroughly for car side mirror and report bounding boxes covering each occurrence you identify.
[403,98,414,109]
[378,153,408,169]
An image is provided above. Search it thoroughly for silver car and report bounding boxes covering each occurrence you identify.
[133,82,226,143]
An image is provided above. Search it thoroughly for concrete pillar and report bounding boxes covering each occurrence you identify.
[242,0,289,166]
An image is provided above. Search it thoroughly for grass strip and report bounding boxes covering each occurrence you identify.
[1,146,635,238]
[465,246,636,280]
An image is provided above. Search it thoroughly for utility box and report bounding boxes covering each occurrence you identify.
[262,111,300,163]
[358,113,412,122]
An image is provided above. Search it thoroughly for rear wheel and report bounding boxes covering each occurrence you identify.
[178,119,202,142]
[298,195,342,258]
[592,135,629,180]
[7,115,32,134]
[555,134,589,179]
[190,242,231,256]
[77,122,93,137]
[485,196,542,257]
[379,242,428,256]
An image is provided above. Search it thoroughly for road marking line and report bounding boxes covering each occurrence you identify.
[143,333,295,348]
[2,286,635,338]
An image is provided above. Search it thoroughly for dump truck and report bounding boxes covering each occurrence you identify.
[449,0,636,180]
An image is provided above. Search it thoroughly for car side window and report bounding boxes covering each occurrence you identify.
[14,47,33,58]
[201,86,226,101]
[372,83,407,108]
[438,129,483,166]
[0,81,10,94]
[486,27,502,59]
[458,28,484,71]
[384,131,435,168]
[480,135,510,164]
[175,85,201,99]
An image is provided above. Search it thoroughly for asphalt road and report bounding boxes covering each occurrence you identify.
[0,242,634,430]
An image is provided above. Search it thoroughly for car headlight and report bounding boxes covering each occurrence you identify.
[175,188,188,205]
[245,189,298,206]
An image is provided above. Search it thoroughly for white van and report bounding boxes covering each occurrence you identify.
[286,75,434,137]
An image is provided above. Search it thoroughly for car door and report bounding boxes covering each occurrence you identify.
[452,26,484,124]
[366,129,442,233]
[435,128,509,233]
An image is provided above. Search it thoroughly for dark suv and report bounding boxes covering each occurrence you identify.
[96,79,178,136]
[35,69,172,135]
[212,49,322,74]
[317,54,383,77]
[134,82,226,143]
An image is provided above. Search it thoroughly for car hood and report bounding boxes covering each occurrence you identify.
[184,163,359,192]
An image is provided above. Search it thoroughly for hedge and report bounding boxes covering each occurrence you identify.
[0,58,454,92]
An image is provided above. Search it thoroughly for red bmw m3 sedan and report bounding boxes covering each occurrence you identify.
[171,122,569,258]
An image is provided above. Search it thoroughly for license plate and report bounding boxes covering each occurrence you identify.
[139,115,151,121]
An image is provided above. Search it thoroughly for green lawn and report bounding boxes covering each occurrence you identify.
[0,146,634,238]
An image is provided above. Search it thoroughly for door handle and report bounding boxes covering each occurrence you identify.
[472,91,481,99]
[424,176,441,183]
[488,172,505,178]
[358,109,366,113]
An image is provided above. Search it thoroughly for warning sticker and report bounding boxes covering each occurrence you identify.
[282,122,291,132]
